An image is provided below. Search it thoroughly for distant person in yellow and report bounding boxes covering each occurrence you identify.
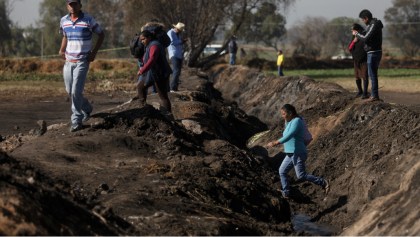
[277,50,284,76]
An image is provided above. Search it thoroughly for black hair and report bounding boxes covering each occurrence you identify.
[359,9,372,20]
[281,104,298,117]
[140,30,155,39]
[352,23,364,32]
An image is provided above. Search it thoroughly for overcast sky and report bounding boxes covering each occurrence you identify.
[9,0,394,28]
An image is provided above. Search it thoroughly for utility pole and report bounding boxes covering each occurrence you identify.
[41,30,44,59]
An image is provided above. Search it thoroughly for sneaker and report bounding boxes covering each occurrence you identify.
[82,112,91,122]
[361,95,369,99]
[70,123,82,132]
[355,92,363,98]
[170,90,176,93]
[323,180,330,195]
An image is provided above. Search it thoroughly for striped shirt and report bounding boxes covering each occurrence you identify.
[59,12,103,61]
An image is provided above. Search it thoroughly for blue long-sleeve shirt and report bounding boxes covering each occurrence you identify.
[278,117,307,154]
[167,29,183,59]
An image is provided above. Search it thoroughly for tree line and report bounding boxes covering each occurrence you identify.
[0,0,418,67]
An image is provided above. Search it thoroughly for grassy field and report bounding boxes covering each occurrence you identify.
[1,64,419,97]
[267,68,420,93]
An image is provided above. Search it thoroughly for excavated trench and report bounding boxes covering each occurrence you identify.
[1,61,419,235]
[209,64,420,236]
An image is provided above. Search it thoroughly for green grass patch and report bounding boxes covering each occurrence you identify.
[267,68,420,79]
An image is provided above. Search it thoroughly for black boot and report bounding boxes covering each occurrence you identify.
[362,78,369,99]
[355,79,363,97]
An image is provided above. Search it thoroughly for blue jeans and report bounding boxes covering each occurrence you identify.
[170,57,183,91]
[278,66,284,76]
[367,51,382,98]
[229,53,236,65]
[63,60,92,125]
[279,153,325,197]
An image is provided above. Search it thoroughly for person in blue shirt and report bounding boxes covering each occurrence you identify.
[266,104,329,199]
[167,22,186,92]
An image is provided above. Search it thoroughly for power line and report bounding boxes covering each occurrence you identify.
[7,47,130,60]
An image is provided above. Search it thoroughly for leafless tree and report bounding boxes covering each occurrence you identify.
[0,0,12,56]
[122,0,294,67]
[385,0,420,57]
[288,16,328,59]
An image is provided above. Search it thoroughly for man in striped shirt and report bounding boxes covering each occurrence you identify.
[59,0,105,132]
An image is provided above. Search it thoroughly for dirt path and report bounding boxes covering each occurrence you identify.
[0,93,131,136]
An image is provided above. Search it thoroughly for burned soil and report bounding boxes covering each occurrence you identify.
[1,61,419,235]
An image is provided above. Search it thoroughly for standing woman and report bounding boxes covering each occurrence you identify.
[137,30,172,113]
[266,104,329,199]
[348,23,369,99]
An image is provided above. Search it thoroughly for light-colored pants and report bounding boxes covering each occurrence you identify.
[63,60,92,125]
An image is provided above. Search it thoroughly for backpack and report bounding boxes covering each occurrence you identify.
[129,33,145,59]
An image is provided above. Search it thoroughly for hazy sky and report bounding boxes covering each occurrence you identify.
[9,0,394,28]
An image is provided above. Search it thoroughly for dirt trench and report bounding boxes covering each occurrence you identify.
[210,65,420,235]
[0,63,419,235]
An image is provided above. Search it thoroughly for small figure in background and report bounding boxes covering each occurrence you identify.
[228,35,238,65]
[277,49,284,76]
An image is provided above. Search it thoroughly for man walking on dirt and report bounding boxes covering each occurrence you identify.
[59,0,105,132]
[352,9,383,102]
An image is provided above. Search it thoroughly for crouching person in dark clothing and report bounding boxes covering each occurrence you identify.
[137,30,172,113]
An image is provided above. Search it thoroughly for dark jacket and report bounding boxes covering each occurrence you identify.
[228,40,238,54]
[355,18,383,52]
[142,40,172,86]
[348,35,367,65]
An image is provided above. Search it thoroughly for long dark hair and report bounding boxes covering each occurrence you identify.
[140,30,156,40]
[282,104,298,117]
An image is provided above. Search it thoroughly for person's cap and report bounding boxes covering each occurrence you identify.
[66,0,81,4]
[173,22,185,32]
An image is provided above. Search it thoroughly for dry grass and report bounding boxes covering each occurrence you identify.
[0,81,65,99]
[0,79,137,100]
[320,77,420,94]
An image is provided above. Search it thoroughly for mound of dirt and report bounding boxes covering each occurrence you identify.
[1,70,292,235]
[0,151,135,235]
[1,63,419,235]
